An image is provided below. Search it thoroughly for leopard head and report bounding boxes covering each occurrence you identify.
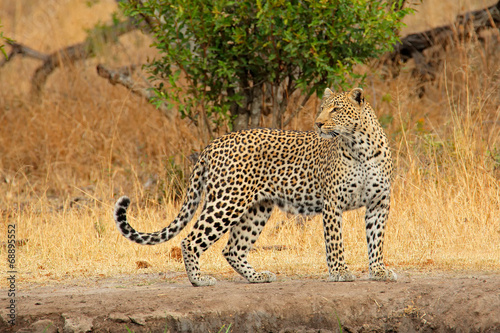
[315,87,368,140]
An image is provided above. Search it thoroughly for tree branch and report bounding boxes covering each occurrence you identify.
[96,64,174,120]
[30,19,137,100]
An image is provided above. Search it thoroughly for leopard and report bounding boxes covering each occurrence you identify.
[114,87,397,287]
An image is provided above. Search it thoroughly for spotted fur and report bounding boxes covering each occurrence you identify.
[114,87,396,286]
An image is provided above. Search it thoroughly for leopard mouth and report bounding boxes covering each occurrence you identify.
[318,131,339,139]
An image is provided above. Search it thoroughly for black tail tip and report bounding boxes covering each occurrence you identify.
[114,196,131,223]
[116,196,131,208]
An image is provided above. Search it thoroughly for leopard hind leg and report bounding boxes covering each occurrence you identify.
[223,200,276,283]
[181,202,242,287]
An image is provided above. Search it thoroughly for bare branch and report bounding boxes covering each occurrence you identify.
[96,64,174,120]
[31,19,138,100]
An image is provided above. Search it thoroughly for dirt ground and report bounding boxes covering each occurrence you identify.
[1,271,499,333]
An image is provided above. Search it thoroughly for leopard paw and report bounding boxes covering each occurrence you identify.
[328,269,355,282]
[190,275,217,287]
[248,271,276,283]
[370,267,397,281]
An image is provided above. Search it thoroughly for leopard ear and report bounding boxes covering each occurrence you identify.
[322,88,333,101]
[348,88,365,107]
[323,88,333,98]
[320,88,334,109]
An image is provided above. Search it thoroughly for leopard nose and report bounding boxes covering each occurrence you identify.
[316,122,324,129]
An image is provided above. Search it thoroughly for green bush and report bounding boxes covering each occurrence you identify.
[123,0,411,137]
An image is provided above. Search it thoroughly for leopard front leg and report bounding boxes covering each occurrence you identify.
[322,203,355,282]
[364,198,397,281]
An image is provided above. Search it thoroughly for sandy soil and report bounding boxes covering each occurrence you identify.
[1,271,499,333]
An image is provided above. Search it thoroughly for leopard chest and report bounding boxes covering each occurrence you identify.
[332,158,387,212]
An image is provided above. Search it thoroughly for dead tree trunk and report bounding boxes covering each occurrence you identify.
[384,0,500,81]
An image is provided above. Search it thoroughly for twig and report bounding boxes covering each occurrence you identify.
[0,42,49,67]
[283,92,312,127]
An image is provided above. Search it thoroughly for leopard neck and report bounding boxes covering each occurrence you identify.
[336,111,388,163]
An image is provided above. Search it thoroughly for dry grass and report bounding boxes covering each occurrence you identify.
[1,0,499,287]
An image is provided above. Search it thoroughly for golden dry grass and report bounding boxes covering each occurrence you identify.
[0,0,499,287]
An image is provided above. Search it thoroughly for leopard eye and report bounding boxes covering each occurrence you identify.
[330,107,341,114]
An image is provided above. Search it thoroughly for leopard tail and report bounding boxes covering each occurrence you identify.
[113,158,206,245]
